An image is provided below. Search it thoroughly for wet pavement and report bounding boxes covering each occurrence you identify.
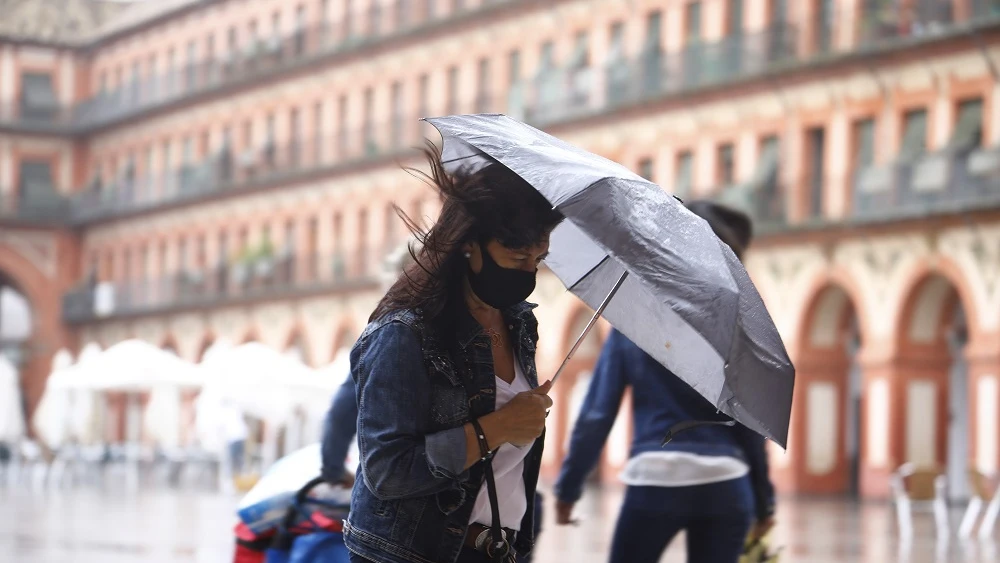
[1,482,998,562]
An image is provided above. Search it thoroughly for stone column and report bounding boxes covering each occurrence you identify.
[966,338,1000,480]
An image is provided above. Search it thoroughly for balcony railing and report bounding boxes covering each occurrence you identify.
[4,2,1000,134]
[0,188,71,225]
[524,25,799,125]
[0,0,517,133]
[62,248,383,324]
[852,146,1000,221]
[668,146,1000,236]
[70,119,441,223]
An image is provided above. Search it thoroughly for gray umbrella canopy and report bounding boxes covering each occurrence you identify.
[426,114,794,448]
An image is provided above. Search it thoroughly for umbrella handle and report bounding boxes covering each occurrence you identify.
[550,271,629,385]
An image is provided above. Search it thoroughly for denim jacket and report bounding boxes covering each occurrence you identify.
[554,329,775,521]
[343,302,544,563]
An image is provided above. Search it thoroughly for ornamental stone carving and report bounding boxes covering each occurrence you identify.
[938,225,1000,332]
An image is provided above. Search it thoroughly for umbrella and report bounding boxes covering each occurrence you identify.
[199,342,301,424]
[32,349,75,449]
[425,114,794,447]
[86,339,205,391]
[143,384,183,449]
[67,344,105,445]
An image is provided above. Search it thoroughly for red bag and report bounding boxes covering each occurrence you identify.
[233,522,274,563]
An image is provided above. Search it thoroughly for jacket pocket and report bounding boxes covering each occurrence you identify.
[430,384,469,427]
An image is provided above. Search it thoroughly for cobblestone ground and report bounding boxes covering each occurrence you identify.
[1,482,997,562]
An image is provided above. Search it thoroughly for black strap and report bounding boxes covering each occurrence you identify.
[470,418,508,563]
[445,324,515,563]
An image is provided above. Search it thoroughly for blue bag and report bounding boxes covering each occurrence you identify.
[265,477,351,563]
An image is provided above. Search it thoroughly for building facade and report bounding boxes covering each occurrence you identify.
[2,0,1000,500]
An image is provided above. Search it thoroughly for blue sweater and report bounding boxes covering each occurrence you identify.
[554,329,775,520]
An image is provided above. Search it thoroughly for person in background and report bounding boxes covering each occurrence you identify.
[553,200,775,563]
[321,376,545,563]
[221,400,249,476]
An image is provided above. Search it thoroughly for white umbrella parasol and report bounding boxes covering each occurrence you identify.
[143,384,183,449]
[199,342,306,425]
[287,348,353,446]
[201,338,235,364]
[66,344,105,445]
[84,339,205,391]
[31,349,75,449]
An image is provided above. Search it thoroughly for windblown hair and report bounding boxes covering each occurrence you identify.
[370,143,564,324]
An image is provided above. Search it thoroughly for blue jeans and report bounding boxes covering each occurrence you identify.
[228,440,245,474]
[609,478,754,563]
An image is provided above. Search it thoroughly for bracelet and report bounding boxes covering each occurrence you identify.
[469,418,492,462]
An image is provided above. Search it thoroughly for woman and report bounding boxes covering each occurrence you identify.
[321,375,546,563]
[344,145,562,563]
[553,200,776,563]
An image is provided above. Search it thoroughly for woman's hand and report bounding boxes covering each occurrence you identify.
[462,381,553,470]
[493,380,554,447]
[484,381,552,449]
[749,516,775,543]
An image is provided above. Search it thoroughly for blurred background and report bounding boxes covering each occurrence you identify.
[2,0,1000,561]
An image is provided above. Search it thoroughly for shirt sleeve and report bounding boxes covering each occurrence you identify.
[554,330,628,504]
[320,376,360,484]
[355,321,468,501]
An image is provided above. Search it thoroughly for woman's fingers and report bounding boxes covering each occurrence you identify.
[536,393,554,409]
[532,380,553,395]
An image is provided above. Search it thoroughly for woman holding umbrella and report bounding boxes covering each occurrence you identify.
[343,145,562,563]
[553,201,776,563]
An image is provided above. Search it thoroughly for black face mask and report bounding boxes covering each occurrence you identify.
[468,243,537,309]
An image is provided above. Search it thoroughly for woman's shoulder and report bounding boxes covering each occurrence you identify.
[358,308,425,345]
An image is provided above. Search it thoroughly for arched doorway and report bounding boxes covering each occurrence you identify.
[0,277,32,445]
[0,279,32,371]
[792,283,862,495]
[896,274,971,503]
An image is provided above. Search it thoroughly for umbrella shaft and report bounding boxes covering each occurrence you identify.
[551,271,629,384]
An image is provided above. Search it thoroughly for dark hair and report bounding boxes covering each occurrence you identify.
[685,200,753,260]
[370,143,563,324]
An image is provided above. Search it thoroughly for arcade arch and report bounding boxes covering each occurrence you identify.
[786,282,863,495]
[895,273,972,502]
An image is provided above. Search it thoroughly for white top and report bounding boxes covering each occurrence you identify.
[221,404,249,443]
[619,451,749,488]
[468,356,532,531]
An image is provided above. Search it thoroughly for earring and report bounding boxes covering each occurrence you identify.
[464,252,471,258]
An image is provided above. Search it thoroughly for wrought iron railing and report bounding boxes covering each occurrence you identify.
[851,147,1000,221]
[525,25,799,124]
[0,0,517,133]
[4,2,1000,133]
[0,188,71,225]
[69,119,443,223]
[62,248,384,323]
